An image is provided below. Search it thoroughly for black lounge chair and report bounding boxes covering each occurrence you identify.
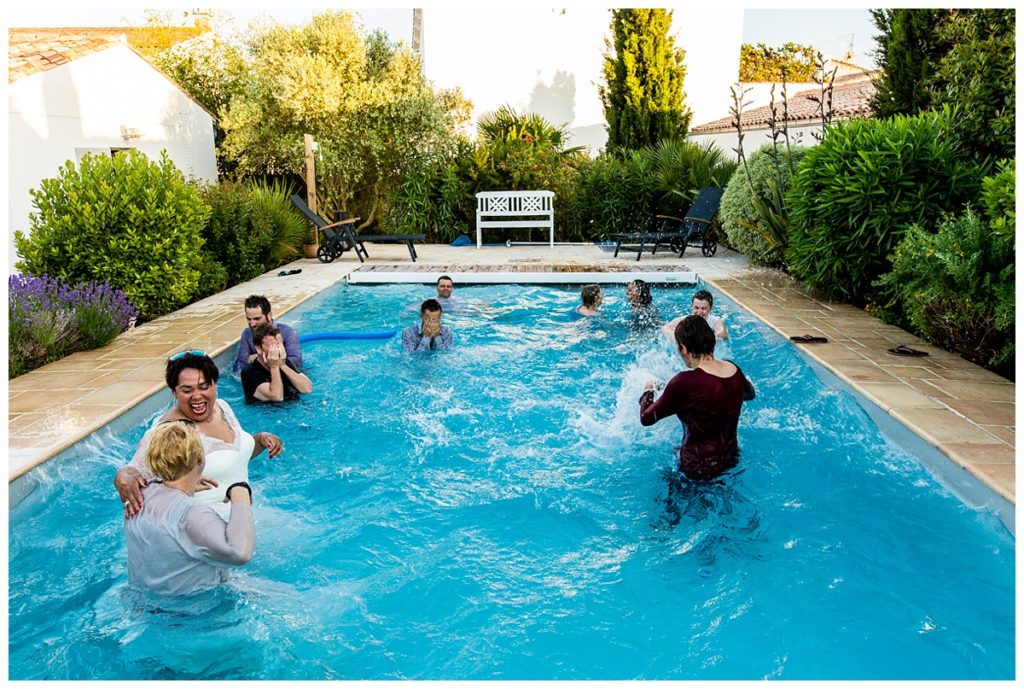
[611,186,726,261]
[289,194,424,263]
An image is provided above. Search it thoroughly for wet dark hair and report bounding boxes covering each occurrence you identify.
[437,275,454,286]
[251,323,281,348]
[692,289,713,308]
[165,352,220,390]
[628,279,652,306]
[674,314,716,358]
[581,284,602,308]
[244,295,272,316]
[421,298,443,314]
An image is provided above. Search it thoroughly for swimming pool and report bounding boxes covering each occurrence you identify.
[8,282,1015,680]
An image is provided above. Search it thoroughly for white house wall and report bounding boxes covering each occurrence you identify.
[7,43,217,272]
[690,122,823,163]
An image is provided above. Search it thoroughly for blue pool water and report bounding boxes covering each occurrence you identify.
[8,283,1015,680]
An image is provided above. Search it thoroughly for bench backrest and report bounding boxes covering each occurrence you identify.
[475,190,555,247]
[476,190,554,216]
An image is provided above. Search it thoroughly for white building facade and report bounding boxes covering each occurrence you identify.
[8,38,217,272]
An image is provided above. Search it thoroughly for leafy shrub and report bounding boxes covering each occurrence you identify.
[980,159,1015,237]
[568,151,658,240]
[201,181,265,285]
[719,144,807,265]
[739,42,816,82]
[386,140,480,242]
[14,151,209,321]
[785,108,981,303]
[200,180,306,286]
[929,10,1015,163]
[9,275,137,378]
[875,207,1014,371]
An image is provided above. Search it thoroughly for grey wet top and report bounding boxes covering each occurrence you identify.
[124,483,254,596]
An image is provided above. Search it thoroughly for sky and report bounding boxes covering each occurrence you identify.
[8,4,880,70]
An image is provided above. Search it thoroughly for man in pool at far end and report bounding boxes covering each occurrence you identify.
[402,299,453,352]
[434,275,463,312]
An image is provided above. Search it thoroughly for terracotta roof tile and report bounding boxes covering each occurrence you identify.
[691,76,878,134]
[9,31,122,83]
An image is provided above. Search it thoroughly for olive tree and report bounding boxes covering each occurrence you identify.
[219,12,469,228]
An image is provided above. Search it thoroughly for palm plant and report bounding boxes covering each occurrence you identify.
[648,139,737,211]
[477,104,572,148]
[248,180,309,264]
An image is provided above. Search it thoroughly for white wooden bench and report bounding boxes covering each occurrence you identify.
[475,190,555,247]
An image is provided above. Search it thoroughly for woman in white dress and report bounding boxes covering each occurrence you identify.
[115,351,283,520]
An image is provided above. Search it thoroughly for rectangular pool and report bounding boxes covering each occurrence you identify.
[8,282,1015,680]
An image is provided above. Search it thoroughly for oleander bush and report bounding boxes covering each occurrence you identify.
[719,144,807,265]
[14,151,210,321]
[785,108,982,304]
[9,275,138,378]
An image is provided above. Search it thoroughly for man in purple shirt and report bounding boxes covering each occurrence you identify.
[233,295,303,372]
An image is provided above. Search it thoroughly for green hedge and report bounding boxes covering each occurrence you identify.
[14,151,209,321]
[785,108,981,304]
[567,151,658,239]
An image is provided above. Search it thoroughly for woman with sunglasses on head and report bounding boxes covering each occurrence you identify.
[124,420,254,595]
[114,351,283,520]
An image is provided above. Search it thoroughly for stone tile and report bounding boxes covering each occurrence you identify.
[981,426,1016,447]
[75,381,162,406]
[931,398,1016,428]
[9,390,88,414]
[879,365,942,380]
[8,413,46,434]
[827,361,899,384]
[938,442,1015,466]
[933,367,1012,382]
[892,407,1003,445]
[920,379,1015,403]
[856,383,946,412]
[8,369,123,392]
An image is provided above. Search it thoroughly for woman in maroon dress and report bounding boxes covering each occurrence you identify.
[639,315,755,480]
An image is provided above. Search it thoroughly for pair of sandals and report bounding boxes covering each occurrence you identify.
[789,334,928,357]
[277,269,303,277]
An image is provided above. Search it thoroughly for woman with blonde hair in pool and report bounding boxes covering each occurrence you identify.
[123,420,255,596]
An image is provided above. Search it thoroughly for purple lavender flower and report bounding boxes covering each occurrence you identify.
[9,274,139,377]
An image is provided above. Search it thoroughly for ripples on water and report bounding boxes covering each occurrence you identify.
[8,283,1015,680]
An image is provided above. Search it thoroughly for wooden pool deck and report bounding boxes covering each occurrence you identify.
[7,243,1015,507]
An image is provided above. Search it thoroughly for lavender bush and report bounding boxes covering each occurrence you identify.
[9,275,138,378]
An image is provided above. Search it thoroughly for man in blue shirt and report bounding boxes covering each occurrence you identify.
[233,295,303,372]
[402,299,453,352]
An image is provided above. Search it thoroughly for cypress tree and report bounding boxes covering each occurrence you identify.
[599,8,692,152]
[869,9,951,118]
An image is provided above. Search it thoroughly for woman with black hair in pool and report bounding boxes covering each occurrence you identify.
[639,315,755,480]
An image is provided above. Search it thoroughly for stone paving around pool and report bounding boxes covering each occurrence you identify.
[7,243,1015,504]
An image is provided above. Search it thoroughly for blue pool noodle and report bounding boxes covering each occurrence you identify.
[299,331,396,342]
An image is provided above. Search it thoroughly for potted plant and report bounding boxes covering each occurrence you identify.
[302,228,319,258]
